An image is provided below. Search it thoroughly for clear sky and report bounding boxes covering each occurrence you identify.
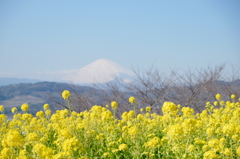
[0,0,240,81]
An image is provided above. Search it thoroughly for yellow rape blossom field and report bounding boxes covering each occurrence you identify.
[0,91,240,159]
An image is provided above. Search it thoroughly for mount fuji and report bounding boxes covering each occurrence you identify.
[63,59,134,84]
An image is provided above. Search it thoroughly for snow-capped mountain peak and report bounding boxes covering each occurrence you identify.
[63,59,133,84]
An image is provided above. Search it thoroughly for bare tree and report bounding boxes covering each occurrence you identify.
[100,64,239,114]
[94,65,179,115]
[219,65,240,98]
[50,64,240,115]
[170,65,225,112]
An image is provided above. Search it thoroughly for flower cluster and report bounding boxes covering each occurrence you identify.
[0,92,239,158]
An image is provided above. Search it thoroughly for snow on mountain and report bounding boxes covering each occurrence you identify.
[63,59,134,84]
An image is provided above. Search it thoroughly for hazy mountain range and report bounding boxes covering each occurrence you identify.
[0,59,135,117]
[0,59,134,86]
[0,81,100,118]
[0,77,41,86]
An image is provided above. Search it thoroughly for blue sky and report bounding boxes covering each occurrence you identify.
[0,0,239,81]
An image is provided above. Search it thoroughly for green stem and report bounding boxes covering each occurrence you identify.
[113,109,116,119]
[133,103,137,118]
[67,99,72,113]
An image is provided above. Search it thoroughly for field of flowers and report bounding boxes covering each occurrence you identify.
[0,90,240,159]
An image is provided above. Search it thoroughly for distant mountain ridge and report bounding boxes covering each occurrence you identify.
[0,77,41,86]
[0,81,99,117]
[0,59,134,86]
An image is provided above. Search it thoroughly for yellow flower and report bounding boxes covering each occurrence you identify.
[62,136,81,153]
[188,144,195,152]
[111,101,118,110]
[43,104,50,110]
[150,154,155,157]
[144,137,161,148]
[202,145,209,152]
[45,110,52,116]
[109,141,116,147]
[208,139,219,148]
[231,94,236,99]
[36,111,45,118]
[128,110,135,118]
[62,90,71,99]
[19,149,27,157]
[11,107,18,114]
[219,138,226,144]
[203,150,219,159]
[128,126,138,136]
[146,107,152,112]
[2,92,240,158]
[118,137,123,143]
[232,135,239,141]
[224,148,231,156]
[215,94,222,101]
[222,124,235,136]
[220,101,225,106]
[27,132,39,142]
[182,107,194,117]
[1,148,13,158]
[21,103,29,112]
[102,153,109,157]
[0,114,6,123]
[2,130,24,147]
[0,105,4,113]
[162,102,177,115]
[205,102,211,108]
[213,101,218,106]
[236,146,240,156]
[129,96,136,104]
[194,138,206,145]
[112,149,119,153]
[33,143,53,158]
[167,124,183,139]
[137,114,144,120]
[177,104,181,109]
[118,144,127,151]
